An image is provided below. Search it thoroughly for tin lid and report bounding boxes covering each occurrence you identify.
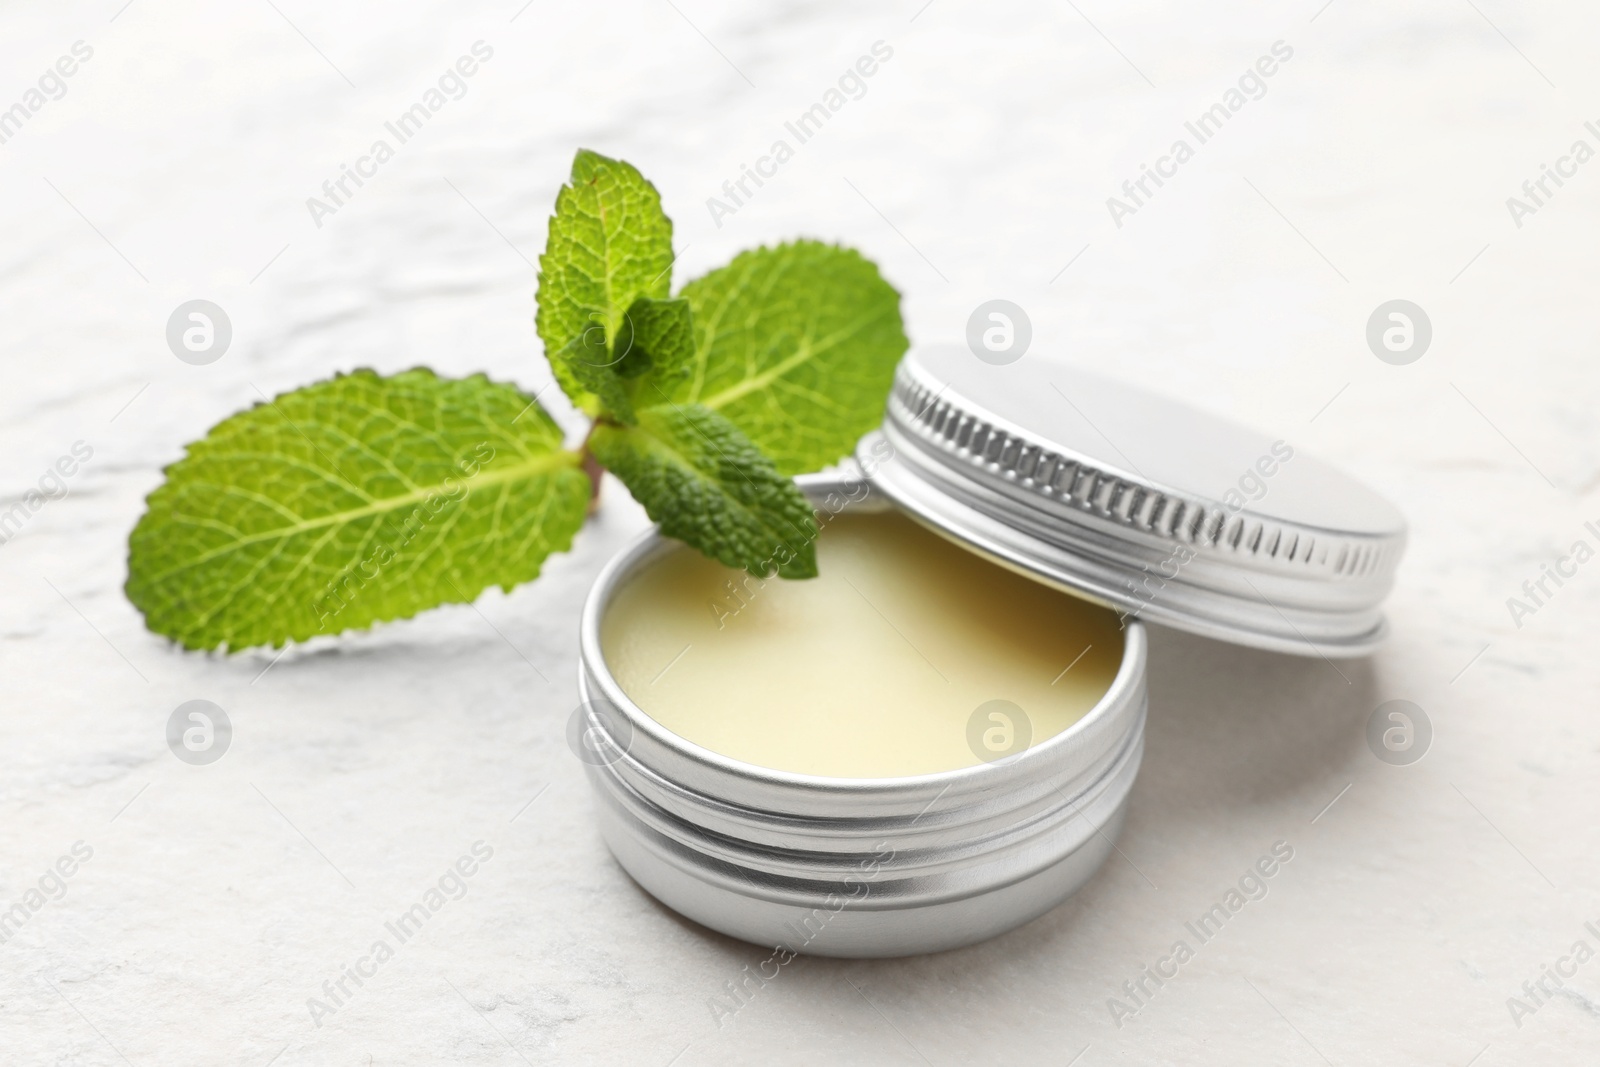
[856,345,1407,658]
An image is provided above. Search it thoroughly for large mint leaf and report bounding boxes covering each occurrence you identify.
[126,369,590,651]
[672,240,908,475]
[590,403,818,579]
[536,149,674,414]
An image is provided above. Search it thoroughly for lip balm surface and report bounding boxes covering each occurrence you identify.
[601,510,1125,778]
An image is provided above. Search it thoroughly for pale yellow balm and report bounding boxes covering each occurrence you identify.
[601,511,1124,778]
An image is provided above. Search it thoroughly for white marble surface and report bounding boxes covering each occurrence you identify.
[3,1,1598,1063]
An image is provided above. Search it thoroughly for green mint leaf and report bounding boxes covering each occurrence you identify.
[559,327,638,424]
[590,403,818,579]
[558,296,696,426]
[536,149,674,414]
[672,240,908,475]
[616,296,694,384]
[126,369,590,651]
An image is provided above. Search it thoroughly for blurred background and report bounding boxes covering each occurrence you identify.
[2,1,1597,1063]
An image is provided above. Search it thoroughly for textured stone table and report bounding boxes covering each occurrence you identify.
[3,1,1597,1063]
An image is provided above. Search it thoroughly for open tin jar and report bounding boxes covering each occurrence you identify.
[573,345,1406,957]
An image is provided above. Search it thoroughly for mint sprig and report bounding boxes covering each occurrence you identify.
[126,149,907,651]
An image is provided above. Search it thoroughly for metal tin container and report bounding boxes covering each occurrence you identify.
[573,344,1405,957]
[576,473,1148,958]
